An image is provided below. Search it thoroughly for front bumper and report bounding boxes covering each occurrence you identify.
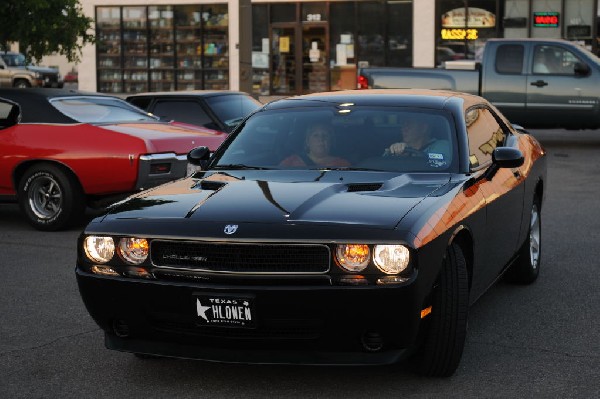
[76,269,424,365]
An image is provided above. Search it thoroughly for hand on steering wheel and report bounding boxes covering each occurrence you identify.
[384,143,425,157]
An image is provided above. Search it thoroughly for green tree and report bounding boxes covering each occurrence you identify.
[0,0,94,63]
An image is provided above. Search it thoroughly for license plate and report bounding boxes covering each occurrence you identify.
[194,294,256,328]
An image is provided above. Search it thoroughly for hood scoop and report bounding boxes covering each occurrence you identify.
[346,183,383,192]
[194,180,227,191]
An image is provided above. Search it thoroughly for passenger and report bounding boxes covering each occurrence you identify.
[280,122,350,167]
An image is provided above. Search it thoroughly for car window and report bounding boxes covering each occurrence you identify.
[465,107,506,170]
[127,97,152,111]
[152,100,214,128]
[50,96,158,123]
[204,95,262,130]
[532,45,582,75]
[495,44,524,74]
[212,106,457,173]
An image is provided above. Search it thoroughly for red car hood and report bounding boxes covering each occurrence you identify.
[99,122,226,153]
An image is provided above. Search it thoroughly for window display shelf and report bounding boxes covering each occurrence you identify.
[96,4,229,92]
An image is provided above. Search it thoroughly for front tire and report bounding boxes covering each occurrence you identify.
[415,243,469,377]
[505,197,541,284]
[18,164,85,231]
[13,79,31,88]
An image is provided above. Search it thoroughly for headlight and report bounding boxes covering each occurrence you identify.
[84,236,115,263]
[373,245,410,274]
[336,244,370,272]
[118,238,149,265]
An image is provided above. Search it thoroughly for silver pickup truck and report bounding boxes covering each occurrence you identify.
[0,52,63,88]
[358,39,600,129]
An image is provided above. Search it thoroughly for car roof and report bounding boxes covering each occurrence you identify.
[264,89,483,111]
[126,90,251,99]
[0,88,118,123]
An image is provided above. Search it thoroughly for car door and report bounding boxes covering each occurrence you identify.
[526,44,598,127]
[466,105,525,293]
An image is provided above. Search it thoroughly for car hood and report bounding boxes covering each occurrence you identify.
[102,171,452,230]
[99,122,226,153]
[26,65,59,74]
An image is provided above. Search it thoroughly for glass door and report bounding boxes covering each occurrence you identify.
[271,25,297,95]
[302,25,328,93]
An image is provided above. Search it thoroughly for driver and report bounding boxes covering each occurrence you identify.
[385,117,450,167]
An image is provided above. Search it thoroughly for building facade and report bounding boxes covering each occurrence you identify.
[73,0,598,96]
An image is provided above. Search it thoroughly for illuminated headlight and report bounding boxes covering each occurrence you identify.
[373,245,410,274]
[336,244,370,272]
[118,238,149,265]
[84,236,115,263]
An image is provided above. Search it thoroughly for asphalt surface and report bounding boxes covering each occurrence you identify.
[0,128,599,398]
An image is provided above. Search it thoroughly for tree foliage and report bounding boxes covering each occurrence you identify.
[0,0,94,63]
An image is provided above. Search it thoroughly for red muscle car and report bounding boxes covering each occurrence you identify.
[0,89,226,231]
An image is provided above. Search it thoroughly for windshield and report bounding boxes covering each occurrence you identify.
[212,106,458,173]
[50,96,159,123]
[205,94,262,131]
[1,53,27,67]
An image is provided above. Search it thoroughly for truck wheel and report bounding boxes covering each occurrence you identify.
[505,196,541,284]
[14,79,31,88]
[18,163,85,231]
[414,243,469,377]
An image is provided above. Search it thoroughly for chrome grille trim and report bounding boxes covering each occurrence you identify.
[150,240,331,274]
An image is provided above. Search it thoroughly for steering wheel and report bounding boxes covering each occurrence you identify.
[383,147,426,157]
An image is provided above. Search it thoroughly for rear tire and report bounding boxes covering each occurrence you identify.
[414,243,469,377]
[505,197,541,284]
[18,163,85,231]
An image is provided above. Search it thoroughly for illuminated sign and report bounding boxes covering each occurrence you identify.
[533,12,559,27]
[441,29,479,40]
[442,7,496,28]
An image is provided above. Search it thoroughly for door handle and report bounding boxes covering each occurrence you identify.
[530,80,549,87]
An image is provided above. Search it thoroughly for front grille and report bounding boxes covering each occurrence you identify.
[151,241,331,274]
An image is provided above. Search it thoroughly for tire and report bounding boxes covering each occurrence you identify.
[505,197,541,284]
[414,243,469,377]
[13,79,31,88]
[18,164,85,231]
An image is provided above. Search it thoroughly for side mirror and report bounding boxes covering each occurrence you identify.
[493,147,524,168]
[187,146,211,165]
[0,98,21,129]
[574,62,590,76]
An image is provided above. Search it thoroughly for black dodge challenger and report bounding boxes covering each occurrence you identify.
[76,89,546,377]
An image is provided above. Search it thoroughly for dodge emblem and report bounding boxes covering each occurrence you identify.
[224,224,238,235]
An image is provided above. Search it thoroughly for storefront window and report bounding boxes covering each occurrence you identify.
[438,0,499,63]
[302,3,327,22]
[271,4,296,23]
[564,0,594,44]
[531,0,561,39]
[387,2,413,67]
[356,2,385,67]
[330,2,356,91]
[252,4,270,96]
[96,4,229,94]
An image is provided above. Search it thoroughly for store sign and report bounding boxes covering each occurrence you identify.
[567,25,591,38]
[441,28,479,40]
[533,12,559,27]
[441,7,496,28]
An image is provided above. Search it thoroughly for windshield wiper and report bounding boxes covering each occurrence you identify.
[213,164,272,170]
